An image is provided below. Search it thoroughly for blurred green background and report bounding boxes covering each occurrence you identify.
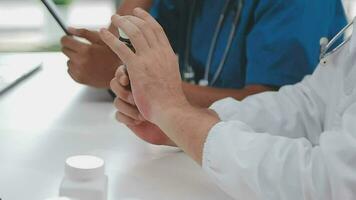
[53,0,73,5]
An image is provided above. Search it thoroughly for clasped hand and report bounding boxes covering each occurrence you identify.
[99,8,191,146]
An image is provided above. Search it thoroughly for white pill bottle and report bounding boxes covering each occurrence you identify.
[59,155,108,200]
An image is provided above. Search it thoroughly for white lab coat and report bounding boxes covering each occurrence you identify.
[202,23,356,200]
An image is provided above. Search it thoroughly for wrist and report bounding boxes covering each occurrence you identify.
[154,102,219,132]
[153,103,220,164]
[151,97,192,125]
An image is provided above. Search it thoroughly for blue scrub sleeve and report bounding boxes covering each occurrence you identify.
[245,0,338,87]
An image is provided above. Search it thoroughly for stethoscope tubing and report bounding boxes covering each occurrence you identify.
[204,0,232,84]
[183,0,197,72]
[320,18,355,61]
[183,0,243,86]
[209,0,243,86]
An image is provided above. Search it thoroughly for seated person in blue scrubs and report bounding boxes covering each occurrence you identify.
[61,0,346,107]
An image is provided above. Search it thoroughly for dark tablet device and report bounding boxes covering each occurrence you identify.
[40,0,71,35]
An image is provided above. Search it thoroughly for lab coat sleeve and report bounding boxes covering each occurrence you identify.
[203,69,356,199]
[203,61,356,200]
[210,75,325,139]
[203,109,356,200]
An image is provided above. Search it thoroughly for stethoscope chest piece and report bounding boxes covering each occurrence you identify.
[319,18,355,66]
[198,79,209,86]
[319,37,329,66]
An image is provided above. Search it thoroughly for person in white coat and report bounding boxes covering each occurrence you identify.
[100,8,356,200]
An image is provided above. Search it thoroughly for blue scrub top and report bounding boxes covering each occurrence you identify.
[151,0,347,89]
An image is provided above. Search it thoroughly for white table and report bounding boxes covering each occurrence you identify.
[0,53,232,200]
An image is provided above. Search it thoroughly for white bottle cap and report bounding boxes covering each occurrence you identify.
[65,155,105,181]
[119,28,129,40]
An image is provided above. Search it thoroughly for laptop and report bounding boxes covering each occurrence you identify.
[0,54,42,95]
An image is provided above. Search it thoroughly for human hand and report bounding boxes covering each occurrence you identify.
[61,28,121,88]
[100,9,190,124]
[111,65,176,146]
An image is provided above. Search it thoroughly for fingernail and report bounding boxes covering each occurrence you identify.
[100,28,109,35]
[120,76,128,86]
[100,28,106,33]
[134,7,143,12]
[112,14,121,19]
[133,7,139,14]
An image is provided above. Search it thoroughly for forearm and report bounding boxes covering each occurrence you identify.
[156,105,220,165]
[182,82,275,108]
[109,0,154,35]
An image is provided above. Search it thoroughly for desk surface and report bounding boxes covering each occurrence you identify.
[0,53,232,200]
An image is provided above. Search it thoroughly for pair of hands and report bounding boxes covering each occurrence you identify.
[111,65,175,146]
[101,8,192,146]
[61,9,220,156]
[61,8,191,146]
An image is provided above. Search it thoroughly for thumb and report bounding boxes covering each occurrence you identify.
[68,27,103,44]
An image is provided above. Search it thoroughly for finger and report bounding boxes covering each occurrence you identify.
[115,65,127,79]
[99,28,135,65]
[68,27,103,44]
[116,112,142,126]
[116,65,130,87]
[132,8,170,47]
[61,47,77,59]
[110,78,135,105]
[120,74,130,87]
[60,36,89,52]
[114,16,158,48]
[114,98,142,121]
[111,15,150,53]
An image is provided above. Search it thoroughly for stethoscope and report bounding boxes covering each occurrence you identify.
[182,0,244,86]
[319,17,355,64]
